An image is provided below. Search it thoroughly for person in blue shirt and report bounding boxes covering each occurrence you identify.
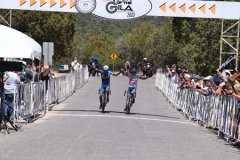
[98,65,121,109]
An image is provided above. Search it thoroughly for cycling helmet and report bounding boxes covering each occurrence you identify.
[125,61,131,67]
[143,57,147,61]
[131,68,137,73]
[103,65,109,71]
[125,61,131,69]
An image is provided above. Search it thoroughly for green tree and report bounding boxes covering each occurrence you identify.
[0,10,76,65]
[80,31,116,65]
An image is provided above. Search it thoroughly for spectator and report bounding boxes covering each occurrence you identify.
[170,70,178,82]
[71,57,80,71]
[171,64,177,71]
[25,63,33,83]
[232,70,240,84]
[34,66,41,82]
[40,65,50,90]
[182,63,189,73]
[179,71,193,88]
[2,71,20,120]
[215,75,226,95]
[197,76,213,96]
[49,65,55,79]
[165,65,171,79]
[233,83,240,98]
[223,76,234,95]
[191,74,202,89]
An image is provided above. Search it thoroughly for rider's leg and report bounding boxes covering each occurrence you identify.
[131,87,136,103]
[106,87,111,102]
[124,87,131,111]
[131,93,135,104]
[124,96,129,111]
[99,88,104,109]
[99,94,102,109]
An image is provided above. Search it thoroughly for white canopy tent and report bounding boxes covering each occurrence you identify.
[0,25,42,60]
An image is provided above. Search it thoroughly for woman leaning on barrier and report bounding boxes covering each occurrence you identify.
[230,80,240,143]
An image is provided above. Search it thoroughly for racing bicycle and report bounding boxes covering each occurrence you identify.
[124,90,135,114]
[100,89,110,113]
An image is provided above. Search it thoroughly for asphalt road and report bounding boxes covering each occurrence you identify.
[0,75,239,160]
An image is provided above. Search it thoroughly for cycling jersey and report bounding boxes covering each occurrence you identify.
[128,74,138,88]
[99,70,113,86]
[98,70,113,94]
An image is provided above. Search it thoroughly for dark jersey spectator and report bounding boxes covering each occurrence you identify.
[34,66,41,82]
[25,63,33,83]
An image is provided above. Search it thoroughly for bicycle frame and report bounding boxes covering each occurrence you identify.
[125,91,134,114]
[100,89,109,113]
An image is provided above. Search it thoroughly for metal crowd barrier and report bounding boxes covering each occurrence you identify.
[15,82,45,120]
[155,70,240,141]
[13,66,89,121]
[47,67,88,105]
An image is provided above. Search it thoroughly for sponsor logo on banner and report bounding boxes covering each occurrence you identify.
[75,0,152,20]
[106,0,134,14]
[75,0,96,14]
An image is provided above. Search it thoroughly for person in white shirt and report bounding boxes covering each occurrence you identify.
[3,72,20,95]
[2,71,20,120]
[71,57,81,71]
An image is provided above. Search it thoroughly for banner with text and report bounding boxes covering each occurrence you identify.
[0,0,239,20]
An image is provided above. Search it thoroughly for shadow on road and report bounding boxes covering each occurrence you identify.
[51,109,181,120]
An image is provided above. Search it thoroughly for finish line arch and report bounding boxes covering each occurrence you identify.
[0,0,240,68]
[0,0,239,20]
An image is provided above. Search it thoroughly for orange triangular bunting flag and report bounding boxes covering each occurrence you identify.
[50,0,57,7]
[169,3,176,13]
[209,5,216,14]
[179,3,186,13]
[159,3,166,12]
[30,0,36,6]
[19,0,26,6]
[70,0,75,9]
[189,4,196,13]
[40,0,47,7]
[60,0,67,8]
[199,4,206,14]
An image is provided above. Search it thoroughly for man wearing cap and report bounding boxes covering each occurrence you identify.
[196,76,214,96]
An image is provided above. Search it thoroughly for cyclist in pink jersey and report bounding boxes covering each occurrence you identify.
[122,67,149,111]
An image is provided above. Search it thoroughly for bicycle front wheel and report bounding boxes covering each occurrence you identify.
[126,96,132,114]
[102,94,106,113]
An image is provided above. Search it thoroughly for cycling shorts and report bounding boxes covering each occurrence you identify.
[127,86,137,96]
[99,85,110,94]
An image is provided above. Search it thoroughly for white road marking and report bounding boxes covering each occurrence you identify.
[49,113,192,125]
